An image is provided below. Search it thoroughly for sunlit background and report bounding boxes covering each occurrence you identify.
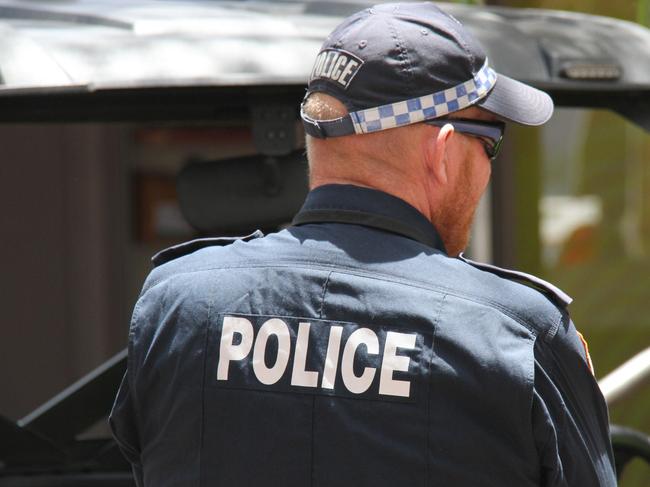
[460,1,650,484]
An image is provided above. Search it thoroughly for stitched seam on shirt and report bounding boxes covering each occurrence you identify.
[128,295,145,452]
[300,205,407,216]
[547,345,602,482]
[153,264,535,335]
[147,263,541,336]
[313,271,333,487]
[318,271,333,319]
[198,297,213,487]
[296,207,433,231]
[534,391,558,472]
[428,293,446,485]
[387,18,415,96]
[544,309,564,343]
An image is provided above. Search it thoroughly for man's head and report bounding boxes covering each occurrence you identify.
[301,2,553,255]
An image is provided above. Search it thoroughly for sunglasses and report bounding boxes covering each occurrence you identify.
[424,118,506,161]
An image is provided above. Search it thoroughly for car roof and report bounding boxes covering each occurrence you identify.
[1,0,649,128]
[1,0,648,90]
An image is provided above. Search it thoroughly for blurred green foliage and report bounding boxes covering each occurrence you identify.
[487,0,637,20]
[639,0,650,25]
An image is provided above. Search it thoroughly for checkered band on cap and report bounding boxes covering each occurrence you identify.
[350,60,497,134]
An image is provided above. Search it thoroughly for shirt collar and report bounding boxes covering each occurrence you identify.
[292,184,447,253]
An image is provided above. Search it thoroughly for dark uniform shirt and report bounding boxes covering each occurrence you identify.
[110,184,616,487]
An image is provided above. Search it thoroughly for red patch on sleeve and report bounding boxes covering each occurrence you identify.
[577,331,594,375]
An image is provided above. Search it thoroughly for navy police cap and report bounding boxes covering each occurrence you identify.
[301,2,554,138]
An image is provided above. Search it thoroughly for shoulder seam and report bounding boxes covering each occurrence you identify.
[458,254,572,308]
[151,230,264,267]
[144,261,550,337]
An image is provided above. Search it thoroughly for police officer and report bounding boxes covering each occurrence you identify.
[110,3,616,486]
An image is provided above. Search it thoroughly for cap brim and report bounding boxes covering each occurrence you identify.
[477,73,553,126]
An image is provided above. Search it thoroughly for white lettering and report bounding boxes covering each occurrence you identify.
[338,59,360,86]
[321,325,343,389]
[218,315,421,399]
[341,328,378,394]
[291,322,319,387]
[217,316,254,380]
[252,318,291,385]
[311,51,327,79]
[379,332,416,397]
[330,55,348,81]
[322,51,339,78]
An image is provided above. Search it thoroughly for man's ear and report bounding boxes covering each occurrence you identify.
[424,123,454,185]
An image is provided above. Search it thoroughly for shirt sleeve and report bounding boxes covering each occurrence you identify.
[110,370,145,487]
[109,300,145,487]
[531,313,617,486]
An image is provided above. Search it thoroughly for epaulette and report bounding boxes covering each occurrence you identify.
[458,253,572,308]
[151,230,264,267]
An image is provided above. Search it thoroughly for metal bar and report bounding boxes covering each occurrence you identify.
[18,349,127,446]
[599,347,650,407]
